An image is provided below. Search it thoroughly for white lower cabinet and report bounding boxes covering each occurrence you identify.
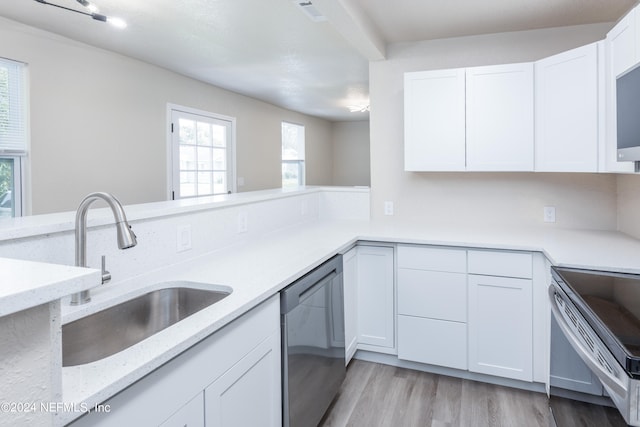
[397,245,468,370]
[397,245,543,385]
[357,245,395,351]
[69,295,281,427]
[343,246,358,364]
[467,274,533,381]
[159,393,204,427]
[398,315,467,370]
[204,333,280,427]
[467,250,534,382]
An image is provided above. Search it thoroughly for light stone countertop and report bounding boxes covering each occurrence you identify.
[57,218,640,425]
[0,258,100,317]
[38,218,640,425]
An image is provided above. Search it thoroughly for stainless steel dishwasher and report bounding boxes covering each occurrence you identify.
[281,254,345,427]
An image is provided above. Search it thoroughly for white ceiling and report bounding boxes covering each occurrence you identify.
[354,0,636,44]
[0,0,635,122]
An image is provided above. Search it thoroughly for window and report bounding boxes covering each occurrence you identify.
[169,105,235,199]
[282,122,305,188]
[0,58,27,217]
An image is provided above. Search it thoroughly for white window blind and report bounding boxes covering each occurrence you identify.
[0,58,27,155]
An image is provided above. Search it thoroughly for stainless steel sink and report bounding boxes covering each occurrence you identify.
[63,283,232,366]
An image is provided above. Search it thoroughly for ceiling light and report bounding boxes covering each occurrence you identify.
[348,105,370,113]
[34,0,127,29]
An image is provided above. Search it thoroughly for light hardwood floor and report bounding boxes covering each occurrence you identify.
[320,359,628,427]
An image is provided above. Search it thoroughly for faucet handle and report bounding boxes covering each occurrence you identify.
[101,255,112,284]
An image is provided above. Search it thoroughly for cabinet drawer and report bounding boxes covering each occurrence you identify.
[397,245,466,273]
[467,250,532,279]
[398,315,467,370]
[398,269,466,321]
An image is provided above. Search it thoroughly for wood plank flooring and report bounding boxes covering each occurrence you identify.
[320,359,628,427]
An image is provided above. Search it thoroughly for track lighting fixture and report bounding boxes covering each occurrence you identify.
[33,0,127,28]
[76,0,99,13]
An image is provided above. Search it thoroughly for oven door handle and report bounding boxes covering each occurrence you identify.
[548,284,628,398]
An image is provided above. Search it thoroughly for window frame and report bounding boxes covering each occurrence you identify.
[166,103,237,200]
[0,155,24,217]
[0,57,28,217]
[281,121,305,188]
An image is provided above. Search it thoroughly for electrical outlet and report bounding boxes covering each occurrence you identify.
[237,211,248,233]
[543,206,556,223]
[176,224,192,252]
[384,201,394,216]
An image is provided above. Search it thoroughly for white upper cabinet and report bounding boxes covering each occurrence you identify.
[609,9,637,78]
[404,69,466,171]
[404,5,640,175]
[466,63,534,171]
[534,43,600,172]
[404,63,534,172]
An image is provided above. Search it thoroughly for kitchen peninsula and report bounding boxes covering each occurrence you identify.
[2,187,640,426]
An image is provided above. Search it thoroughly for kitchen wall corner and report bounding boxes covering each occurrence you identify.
[616,174,640,239]
[369,23,620,230]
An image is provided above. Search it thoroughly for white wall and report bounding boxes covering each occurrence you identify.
[0,188,369,293]
[332,121,370,186]
[617,175,640,239]
[0,17,334,215]
[369,23,620,229]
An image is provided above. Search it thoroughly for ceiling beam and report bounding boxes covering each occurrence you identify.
[311,0,386,61]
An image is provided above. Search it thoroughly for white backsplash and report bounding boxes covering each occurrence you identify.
[0,187,369,286]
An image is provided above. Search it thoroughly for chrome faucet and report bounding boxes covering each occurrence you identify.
[70,192,137,305]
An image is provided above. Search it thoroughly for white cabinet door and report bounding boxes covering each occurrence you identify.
[343,246,358,364]
[606,11,638,173]
[466,63,534,171]
[404,69,466,171]
[159,393,204,427]
[468,274,533,381]
[357,245,395,350]
[535,43,599,172]
[610,9,637,78]
[398,315,467,370]
[68,296,280,427]
[397,269,467,322]
[204,333,281,427]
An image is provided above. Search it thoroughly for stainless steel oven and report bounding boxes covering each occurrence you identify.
[550,266,640,426]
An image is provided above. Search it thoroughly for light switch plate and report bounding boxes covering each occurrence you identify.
[177,224,192,252]
[384,201,394,216]
[543,206,556,223]
[237,211,248,233]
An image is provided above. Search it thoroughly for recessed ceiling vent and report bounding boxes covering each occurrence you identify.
[293,1,327,22]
